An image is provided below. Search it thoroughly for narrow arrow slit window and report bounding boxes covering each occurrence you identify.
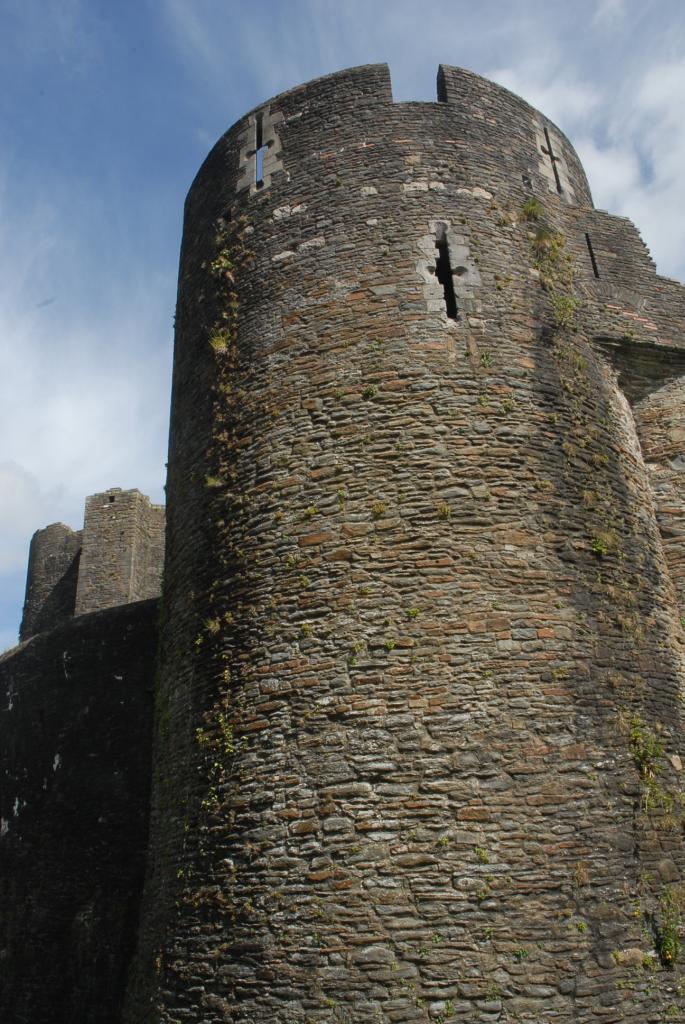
[435,232,458,320]
[543,126,563,195]
[585,233,600,278]
[255,112,267,188]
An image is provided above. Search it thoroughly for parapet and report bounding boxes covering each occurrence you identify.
[184,62,592,249]
[130,62,685,1024]
[19,487,165,641]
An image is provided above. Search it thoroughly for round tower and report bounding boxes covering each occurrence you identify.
[20,522,81,640]
[127,65,685,1022]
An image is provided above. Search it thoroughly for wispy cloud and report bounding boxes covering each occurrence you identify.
[488,63,601,130]
[3,0,99,71]
[0,463,59,575]
[3,0,685,654]
[569,57,685,275]
[593,0,626,27]
[162,0,683,278]
[0,161,172,648]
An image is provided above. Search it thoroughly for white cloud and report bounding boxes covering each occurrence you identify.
[0,259,171,507]
[574,136,642,210]
[3,0,685,653]
[161,0,219,79]
[4,0,100,72]
[593,0,626,27]
[489,64,601,130]
[0,164,172,645]
[0,463,61,574]
[577,58,685,277]
[488,49,685,282]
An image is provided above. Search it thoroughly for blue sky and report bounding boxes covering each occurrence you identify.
[2,0,685,649]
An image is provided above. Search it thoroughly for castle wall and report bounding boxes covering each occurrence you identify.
[75,488,165,616]
[633,378,685,616]
[19,522,82,641]
[0,599,157,1024]
[127,65,685,1023]
[135,501,166,602]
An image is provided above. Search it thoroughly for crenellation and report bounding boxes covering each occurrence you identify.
[19,487,165,640]
[5,62,685,1024]
[125,63,685,1023]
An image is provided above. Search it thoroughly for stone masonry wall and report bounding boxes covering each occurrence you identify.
[633,379,685,617]
[19,522,82,641]
[126,66,685,1023]
[74,487,165,616]
[19,488,165,642]
[135,501,166,603]
[0,599,157,1024]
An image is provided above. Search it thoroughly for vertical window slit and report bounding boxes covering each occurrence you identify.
[435,233,458,321]
[544,126,563,194]
[585,232,600,278]
[255,112,267,188]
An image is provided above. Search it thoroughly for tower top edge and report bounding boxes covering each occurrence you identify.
[229,63,393,127]
[221,62,572,130]
[436,64,570,139]
[190,62,588,206]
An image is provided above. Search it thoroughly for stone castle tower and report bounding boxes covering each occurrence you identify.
[19,487,164,641]
[4,64,685,1024]
[127,63,685,1022]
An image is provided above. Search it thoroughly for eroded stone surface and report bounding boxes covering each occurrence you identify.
[119,63,685,1023]
[0,600,156,1023]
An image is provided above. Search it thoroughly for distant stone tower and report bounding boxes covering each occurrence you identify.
[127,65,685,1022]
[19,487,165,641]
[3,485,164,1024]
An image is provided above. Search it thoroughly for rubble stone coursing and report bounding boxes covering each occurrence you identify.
[19,486,165,640]
[0,600,156,1023]
[123,65,685,1022]
[19,521,82,640]
[74,488,165,616]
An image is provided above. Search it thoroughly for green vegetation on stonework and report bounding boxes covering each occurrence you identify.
[516,208,685,974]
[208,329,230,353]
[521,197,544,222]
[209,249,235,279]
[590,532,615,557]
[192,218,257,831]
[205,474,225,489]
[629,716,664,780]
[657,886,684,967]
[550,293,578,330]
[196,709,234,760]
